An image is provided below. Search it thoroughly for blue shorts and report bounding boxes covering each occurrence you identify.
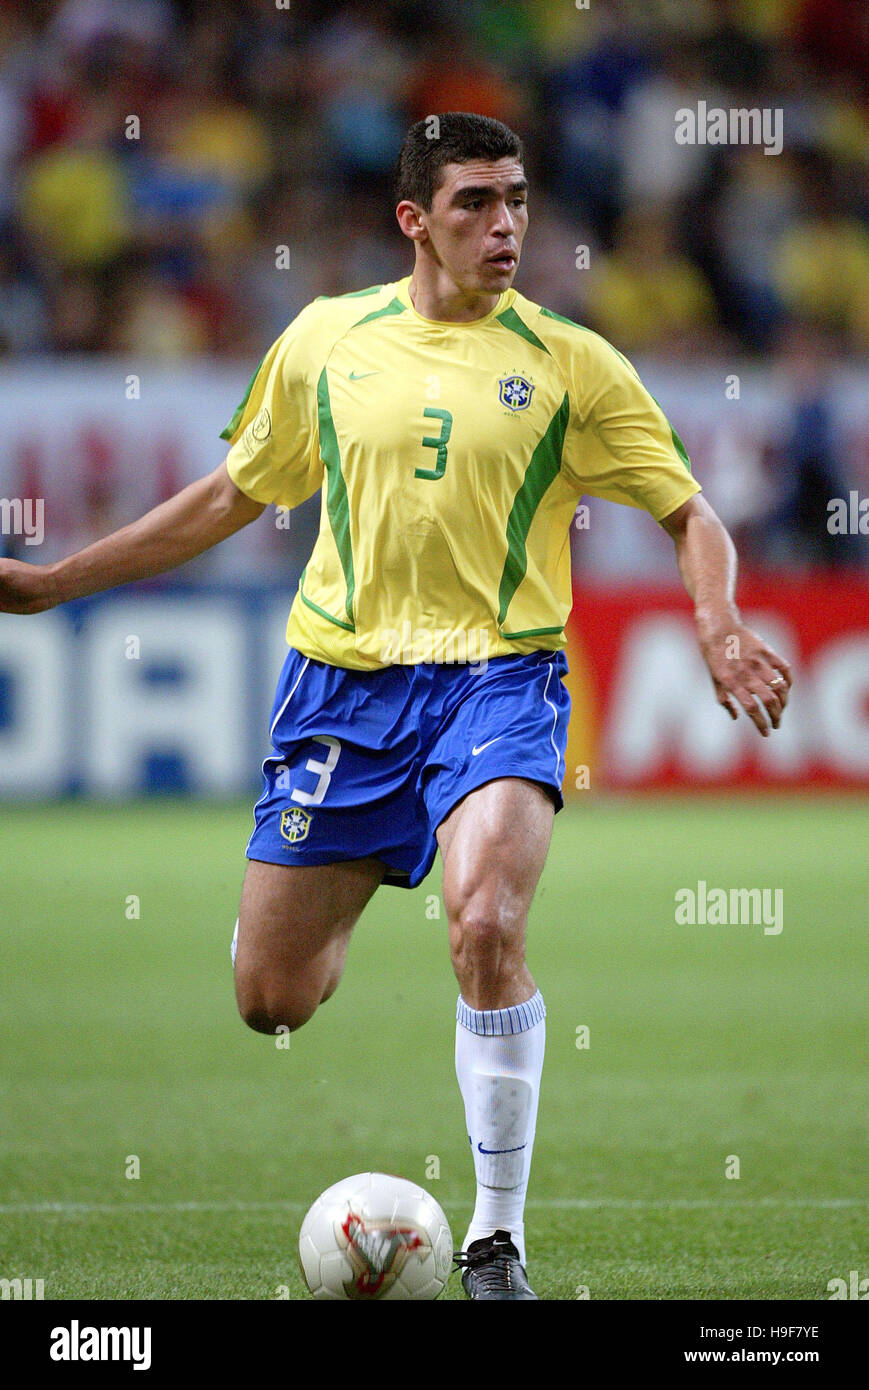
[246,647,571,888]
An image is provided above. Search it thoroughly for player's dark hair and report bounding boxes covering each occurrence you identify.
[395,112,524,210]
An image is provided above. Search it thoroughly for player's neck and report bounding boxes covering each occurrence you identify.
[407,271,501,324]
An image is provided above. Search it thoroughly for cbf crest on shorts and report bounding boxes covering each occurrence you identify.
[498,374,534,411]
[280,807,312,844]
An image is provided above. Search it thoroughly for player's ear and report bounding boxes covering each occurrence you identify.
[396,200,428,243]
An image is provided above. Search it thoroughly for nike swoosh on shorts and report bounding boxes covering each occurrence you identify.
[472,736,505,755]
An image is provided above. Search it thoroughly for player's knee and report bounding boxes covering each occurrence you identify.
[235,979,320,1036]
[449,893,525,969]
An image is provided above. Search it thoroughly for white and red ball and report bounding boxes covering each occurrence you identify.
[298,1172,453,1300]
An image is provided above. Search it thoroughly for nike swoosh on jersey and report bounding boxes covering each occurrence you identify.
[348,370,380,380]
[477,1141,527,1155]
[471,736,506,755]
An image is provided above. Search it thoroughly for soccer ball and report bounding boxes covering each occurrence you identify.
[298,1171,453,1300]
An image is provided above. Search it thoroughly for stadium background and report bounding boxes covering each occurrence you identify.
[1,0,867,1302]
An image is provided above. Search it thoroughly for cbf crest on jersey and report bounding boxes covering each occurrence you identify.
[498,374,534,411]
[280,807,312,844]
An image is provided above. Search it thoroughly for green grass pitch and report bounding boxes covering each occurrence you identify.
[1,797,866,1300]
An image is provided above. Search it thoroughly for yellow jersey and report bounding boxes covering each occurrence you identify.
[222,276,700,669]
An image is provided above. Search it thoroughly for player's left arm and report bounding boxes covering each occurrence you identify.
[659,493,792,737]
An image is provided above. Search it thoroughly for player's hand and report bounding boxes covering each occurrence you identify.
[696,614,792,737]
[0,558,58,614]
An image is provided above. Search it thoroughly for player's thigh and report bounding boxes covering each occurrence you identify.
[436,776,555,929]
[234,856,385,1012]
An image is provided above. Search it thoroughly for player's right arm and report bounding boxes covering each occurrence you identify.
[0,461,265,614]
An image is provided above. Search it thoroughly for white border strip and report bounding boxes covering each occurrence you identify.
[268,657,310,742]
[542,659,563,785]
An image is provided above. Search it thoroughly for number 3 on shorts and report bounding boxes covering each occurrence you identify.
[291,735,342,806]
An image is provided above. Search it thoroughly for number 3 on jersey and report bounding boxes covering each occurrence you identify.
[415,407,452,480]
[291,735,341,806]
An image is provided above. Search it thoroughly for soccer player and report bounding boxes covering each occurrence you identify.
[0,113,791,1300]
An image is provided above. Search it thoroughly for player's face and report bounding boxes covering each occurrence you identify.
[422,158,528,293]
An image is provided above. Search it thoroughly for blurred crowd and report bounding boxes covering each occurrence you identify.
[0,0,866,573]
[0,0,867,360]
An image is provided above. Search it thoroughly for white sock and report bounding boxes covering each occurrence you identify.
[455,990,546,1266]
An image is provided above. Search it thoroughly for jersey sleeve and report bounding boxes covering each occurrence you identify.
[557,327,701,522]
[220,305,324,511]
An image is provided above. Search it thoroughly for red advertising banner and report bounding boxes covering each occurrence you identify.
[563,574,869,791]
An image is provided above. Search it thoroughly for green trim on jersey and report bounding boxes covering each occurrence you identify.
[500,623,566,639]
[540,306,633,371]
[667,419,686,469]
[496,306,551,355]
[669,425,692,471]
[315,285,384,301]
[349,296,407,330]
[497,391,571,632]
[648,393,693,471]
[219,349,267,441]
[316,368,356,628]
[541,307,693,473]
[298,567,356,632]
